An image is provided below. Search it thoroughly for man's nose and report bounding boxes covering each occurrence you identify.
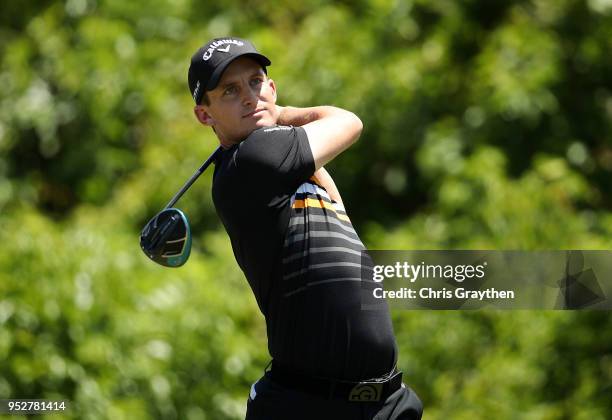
[241,84,257,105]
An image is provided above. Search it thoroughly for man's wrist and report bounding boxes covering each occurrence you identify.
[277,105,298,126]
[277,106,321,127]
[276,105,286,125]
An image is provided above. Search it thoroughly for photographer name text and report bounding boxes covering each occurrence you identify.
[371,261,515,301]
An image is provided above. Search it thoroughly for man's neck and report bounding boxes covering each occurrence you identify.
[219,138,236,149]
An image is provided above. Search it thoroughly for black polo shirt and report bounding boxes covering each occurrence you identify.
[212,125,397,381]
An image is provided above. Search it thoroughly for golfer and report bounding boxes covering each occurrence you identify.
[188,37,423,419]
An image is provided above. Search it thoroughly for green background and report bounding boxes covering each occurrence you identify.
[1,0,611,418]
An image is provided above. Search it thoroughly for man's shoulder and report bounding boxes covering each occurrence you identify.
[217,125,313,190]
[242,125,297,143]
[237,125,303,163]
[258,125,295,134]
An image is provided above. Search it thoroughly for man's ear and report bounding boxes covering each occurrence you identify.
[194,105,214,126]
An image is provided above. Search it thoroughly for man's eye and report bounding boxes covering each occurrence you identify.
[250,78,263,86]
[224,86,237,95]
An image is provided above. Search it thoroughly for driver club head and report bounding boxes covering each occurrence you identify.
[140,208,192,267]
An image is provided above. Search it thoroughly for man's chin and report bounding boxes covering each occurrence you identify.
[254,118,276,128]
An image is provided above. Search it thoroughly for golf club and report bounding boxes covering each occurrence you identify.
[140,146,222,267]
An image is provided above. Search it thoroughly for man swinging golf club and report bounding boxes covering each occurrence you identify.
[188,37,423,419]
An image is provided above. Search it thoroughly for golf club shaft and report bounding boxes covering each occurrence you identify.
[164,146,223,209]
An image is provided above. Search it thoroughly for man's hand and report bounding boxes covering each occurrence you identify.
[313,167,343,205]
[276,105,362,170]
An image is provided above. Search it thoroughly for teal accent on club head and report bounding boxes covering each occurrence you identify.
[140,208,192,268]
[163,208,191,267]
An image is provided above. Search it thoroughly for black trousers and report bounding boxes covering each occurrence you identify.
[245,372,423,420]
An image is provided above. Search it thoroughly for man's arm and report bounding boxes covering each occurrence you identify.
[312,166,343,205]
[277,105,362,170]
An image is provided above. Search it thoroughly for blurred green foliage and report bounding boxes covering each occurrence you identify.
[1,0,611,418]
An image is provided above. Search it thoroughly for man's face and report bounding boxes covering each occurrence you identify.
[195,57,278,144]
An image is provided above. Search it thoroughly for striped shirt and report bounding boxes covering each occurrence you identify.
[213,125,397,380]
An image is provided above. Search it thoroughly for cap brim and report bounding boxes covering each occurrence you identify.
[205,53,271,91]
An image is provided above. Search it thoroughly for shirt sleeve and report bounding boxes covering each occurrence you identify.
[235,125,315,195]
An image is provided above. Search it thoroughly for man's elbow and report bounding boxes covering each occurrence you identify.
[348,112,363,144]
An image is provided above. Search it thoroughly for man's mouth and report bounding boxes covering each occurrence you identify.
[243,109,265,118]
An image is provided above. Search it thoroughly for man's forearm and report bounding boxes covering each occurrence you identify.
[277,105,347,127]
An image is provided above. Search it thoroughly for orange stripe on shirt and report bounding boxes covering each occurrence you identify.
[292,198,351,222]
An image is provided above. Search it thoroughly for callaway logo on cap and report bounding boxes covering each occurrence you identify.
[188,37,271,104]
